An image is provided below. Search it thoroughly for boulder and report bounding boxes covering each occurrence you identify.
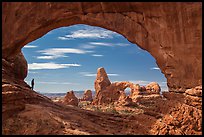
[81,90,93,101]
[63,90,79,106]
[145,82,161,94]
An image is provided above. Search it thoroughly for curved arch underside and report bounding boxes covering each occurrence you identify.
[2,2,202,92]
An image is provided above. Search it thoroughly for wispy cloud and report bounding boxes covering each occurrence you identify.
[28,62,81,70]
[80,42,130,49]
[79,45,96,49]
[37,81,79,85]
[83,74,97,77]
[90,42,130,47]
[28,71,38,74]
[58,37,70,40]
[129,80,151,85]
[89,42,113,46]
[36,48,92,59]
[24,45,38,48]
[114,43,131,47]
[91,54,104,57]
[36,55,68,60]
[107,74,119,76]
[150,67,160,70]
[58,28,117,40]
[79,72,119,77]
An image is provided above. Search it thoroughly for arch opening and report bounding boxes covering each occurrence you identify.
[22,24,168,97]
[124,87,131,96]
[2,3,202,135]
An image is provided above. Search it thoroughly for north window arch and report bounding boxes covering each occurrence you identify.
[22,24,168,95]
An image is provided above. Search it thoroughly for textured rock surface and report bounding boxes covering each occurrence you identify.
[145,82,161,94]
[63,91,79,106]
[2,51,28,83]
[184,85,202,97]
[151,91,202,135]
[81,90,93,101]
[93,68,162,105]
[2,2,202,92]
[94,67,111,95]
[1,2,202,135]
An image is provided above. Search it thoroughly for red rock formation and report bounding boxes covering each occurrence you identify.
[93,68,162,105]
[93,79,140,105]
[1,2,202,135]
[140,86,146,92]
[184,85,202,97]
[63,91,79,106]
[151,90,202,135]
[2,2,202,92]
[117,95,134,106]
[94,67,111,95]
[145,82,161,94]
[81,90,93,101]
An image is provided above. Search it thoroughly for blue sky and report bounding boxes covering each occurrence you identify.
[22,24,168,93]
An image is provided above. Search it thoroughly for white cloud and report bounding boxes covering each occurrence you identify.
[89,42,113,46]
[84,74,97,77]
[79,42,130,50]
[58,36,69,40]
[89,42,130,47]
[36,48,92,59]
[57,28,117,40]
[130,80,151,85]
[91,54,104,57]
[24,45,38,48]
[36,55,69,60]
[115,43,130,47]
[28,62,81,70]
[150,67,160,70]
[37,81,79,85]
[79,44,96,49]
[107,74,119,76]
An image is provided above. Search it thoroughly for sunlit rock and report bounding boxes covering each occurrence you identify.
[63,90,79,106]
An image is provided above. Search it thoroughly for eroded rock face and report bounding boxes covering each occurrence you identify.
[1,2,202,135]
[94,67,111,94]
[93,68,162,105]
[184,85,202,97]
[2,51,28,82]
[2,2,202,92]
[81,90,93,101]
[151,90,202,135]
[145,82,161,94]
[63,91,79,106]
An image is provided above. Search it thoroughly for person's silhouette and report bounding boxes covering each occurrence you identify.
[31,79,34,90]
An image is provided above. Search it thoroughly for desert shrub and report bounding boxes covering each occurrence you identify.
[104,106,119,114]
[78,101,91,108]
[119,109,133,115]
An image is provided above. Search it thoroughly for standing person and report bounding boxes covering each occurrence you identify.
[31,79,34,90]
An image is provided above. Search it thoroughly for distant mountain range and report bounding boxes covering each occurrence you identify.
[40,91,96,99]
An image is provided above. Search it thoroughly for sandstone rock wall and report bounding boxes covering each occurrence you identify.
[93,67,162,105]
[1,3,202,135]
[2,2,202,92]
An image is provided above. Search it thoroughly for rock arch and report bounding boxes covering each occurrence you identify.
[2,2,201,93]
[2,2,202,135]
